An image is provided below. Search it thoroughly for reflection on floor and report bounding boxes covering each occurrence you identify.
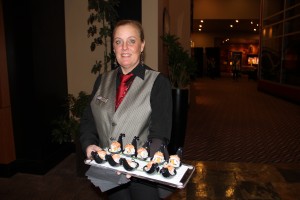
[167,161,300,200]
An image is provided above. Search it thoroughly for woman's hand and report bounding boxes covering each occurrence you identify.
[86,145,131,179]
[86,144,102,159]
[116,171,131,179]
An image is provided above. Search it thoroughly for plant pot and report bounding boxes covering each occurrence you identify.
[168,88,189,155]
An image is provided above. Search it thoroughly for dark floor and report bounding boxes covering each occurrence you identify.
[1,75,300,199]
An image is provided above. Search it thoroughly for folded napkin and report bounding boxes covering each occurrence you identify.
[85,166,131,192]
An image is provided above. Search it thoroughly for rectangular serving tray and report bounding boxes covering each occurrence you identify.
[84,156,195,188]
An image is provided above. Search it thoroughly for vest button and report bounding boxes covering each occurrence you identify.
[112,122,117,126]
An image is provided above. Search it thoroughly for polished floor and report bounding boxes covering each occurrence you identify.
[1,75,300,199]
[184,75,300,164]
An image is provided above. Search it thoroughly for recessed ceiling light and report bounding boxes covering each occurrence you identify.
[199,28,202,31]
[199,25,202,27]
[254,28,257,31]
[200,20,204,23]
[235,20,239,23]
[230,24,233,28]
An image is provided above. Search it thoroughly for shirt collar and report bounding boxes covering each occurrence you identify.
[117,64,145,80]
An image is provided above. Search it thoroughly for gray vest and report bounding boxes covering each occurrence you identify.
[91,69,159,149]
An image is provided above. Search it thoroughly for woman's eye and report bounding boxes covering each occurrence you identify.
[115,40,122,45]
[128,39,135,45]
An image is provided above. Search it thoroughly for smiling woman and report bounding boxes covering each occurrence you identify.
[113,21,145,74]
[80,19,174,199]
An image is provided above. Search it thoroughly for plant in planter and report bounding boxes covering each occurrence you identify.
[161,33,197,89]
[51,91,90,177]
[161,33,197,154]
[87,0,119,74]
[51,92,90,144]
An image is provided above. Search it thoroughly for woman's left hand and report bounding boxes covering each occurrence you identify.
[116,171,131,179]
[86,144,102,159]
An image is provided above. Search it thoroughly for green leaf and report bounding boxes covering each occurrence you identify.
[51,92,90,144]
[87,0,119,73]
[161,33,197,88]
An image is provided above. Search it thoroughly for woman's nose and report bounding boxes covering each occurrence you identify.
[122,42,128,50]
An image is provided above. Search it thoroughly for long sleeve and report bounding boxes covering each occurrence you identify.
[148,73,172,144]
[79,75,102,155]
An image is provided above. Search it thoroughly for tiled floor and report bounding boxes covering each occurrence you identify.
[184,76,300,164]
[1,75,300,199]
[167,161,300,199]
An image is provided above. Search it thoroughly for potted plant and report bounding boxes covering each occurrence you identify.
[87,0,119,74]
[161,34,197,89]
[51,91,90,176]
[161,33,197,154]
[51,92,90,144]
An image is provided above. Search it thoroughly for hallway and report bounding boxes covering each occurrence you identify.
[1,75,300,199]
[167,75,300,199]
[184,75,300,163]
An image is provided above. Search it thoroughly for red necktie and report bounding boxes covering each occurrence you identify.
[115,73,133,110]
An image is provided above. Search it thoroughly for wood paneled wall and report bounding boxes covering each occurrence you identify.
[2,0,70,175]
[0,0,16,164]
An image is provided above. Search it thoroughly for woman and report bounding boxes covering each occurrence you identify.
[80,20,173,200]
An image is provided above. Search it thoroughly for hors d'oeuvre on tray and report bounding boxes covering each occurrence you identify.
[91,150,107,164]
[108,133,125,154]
[168,154,181,168]
[123,143,135,157]
[108,141,122,154]
[143,161,159,174]
[160,163,177,178]
[137,147,149,160]
[120,158,139,171]
[123,136,139,157]
[152,151,165,165]
[106,153,121,166]
[168,147,183,168]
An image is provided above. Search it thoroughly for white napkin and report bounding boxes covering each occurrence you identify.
[85,166,131,192]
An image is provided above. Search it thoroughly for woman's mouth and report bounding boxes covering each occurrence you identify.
[121,53,131,57]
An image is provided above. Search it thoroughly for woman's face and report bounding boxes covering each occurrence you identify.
[113,24,145,74]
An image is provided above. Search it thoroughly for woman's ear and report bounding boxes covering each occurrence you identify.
[141,41,145,52]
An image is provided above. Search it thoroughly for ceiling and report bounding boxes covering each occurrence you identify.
[192,19,260,34]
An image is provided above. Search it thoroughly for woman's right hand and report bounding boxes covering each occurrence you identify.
[86,144,102,159]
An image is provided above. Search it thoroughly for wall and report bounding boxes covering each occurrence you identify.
[0,0,15,167]
[169,0,191,52]
[191,32,215,48]
[142,0,159,71]
[194,0,260,19]
[158,0,169,75]
[3,0,70,175]
[192,0,261,48]
[192,32,260,48]
[64,0,99,95]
